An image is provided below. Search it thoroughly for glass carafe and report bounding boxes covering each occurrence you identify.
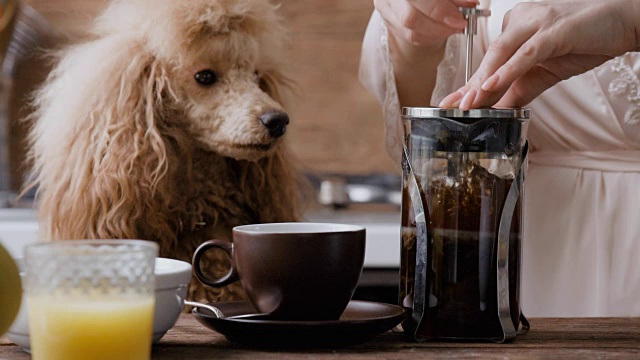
[400,108,530,343]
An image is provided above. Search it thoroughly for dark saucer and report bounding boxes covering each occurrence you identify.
[192,300,407,347]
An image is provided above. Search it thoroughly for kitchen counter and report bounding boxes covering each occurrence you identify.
[3,316,640,359]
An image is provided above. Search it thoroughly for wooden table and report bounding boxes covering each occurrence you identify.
[2,315,640,359]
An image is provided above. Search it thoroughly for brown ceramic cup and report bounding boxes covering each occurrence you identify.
[192,223,366,321]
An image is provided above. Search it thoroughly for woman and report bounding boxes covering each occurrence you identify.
[360,0,640,316]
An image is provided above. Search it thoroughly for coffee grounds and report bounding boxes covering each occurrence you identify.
[401,161,521,340]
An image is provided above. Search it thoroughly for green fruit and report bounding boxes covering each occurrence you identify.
[0,242,21,335]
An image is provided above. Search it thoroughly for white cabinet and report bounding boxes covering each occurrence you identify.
[0,209,39,258]
[304,209,401,269]
[0,208,402,269]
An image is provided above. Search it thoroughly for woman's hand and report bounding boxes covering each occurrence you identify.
[375,0,480,107]
[438,0,640,110]
[375,0,480,49]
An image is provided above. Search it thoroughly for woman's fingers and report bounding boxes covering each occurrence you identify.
[450,0,481,8]
[440,5,553,109]
[465,33,553,109]
[459,88,477,110]
[494,54,614,108]
[387,1,464,44]
[438,10,539,109]
[438,0,639,110]
[377,0,472,47]
[408,0,477,29]
[438,90,464,108]
[478,32,555,94]
[463,27,539,98]
[493,68,558,109]
[460,54,614,109]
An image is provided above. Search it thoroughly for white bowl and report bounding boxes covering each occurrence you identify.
[152,257,192,342]
[6,257,192,350]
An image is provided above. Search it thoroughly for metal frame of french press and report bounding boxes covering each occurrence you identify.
[401,6,531,343]
[402,111,530,343]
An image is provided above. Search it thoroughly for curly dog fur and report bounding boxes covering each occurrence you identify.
[27,0,301,303]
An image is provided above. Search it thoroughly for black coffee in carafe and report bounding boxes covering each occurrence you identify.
[400,108,530,342]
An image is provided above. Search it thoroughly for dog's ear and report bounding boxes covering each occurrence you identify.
[29,35,178,243]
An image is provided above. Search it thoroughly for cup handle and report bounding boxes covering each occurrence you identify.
[192,240,239,287]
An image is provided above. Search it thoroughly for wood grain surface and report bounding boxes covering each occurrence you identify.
[18,0,396,177]
[2,316,640,359]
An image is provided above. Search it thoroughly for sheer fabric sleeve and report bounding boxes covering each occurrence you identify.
[358,10,403,163]
[358,11,489,163]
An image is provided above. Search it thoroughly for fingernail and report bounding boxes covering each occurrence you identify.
[444,16,468,29]
[460,89,477,110]
[438,96,452,108]
[449,90,466,108]
[439,91,463,108]
[481,74,500,91]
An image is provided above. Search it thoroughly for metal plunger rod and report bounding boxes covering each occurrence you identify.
[461,7,491,84]
[465,14,475,83]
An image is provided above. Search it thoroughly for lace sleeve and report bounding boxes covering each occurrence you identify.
[358,10,403,164]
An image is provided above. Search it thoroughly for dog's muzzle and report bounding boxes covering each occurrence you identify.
[260,111,289,138]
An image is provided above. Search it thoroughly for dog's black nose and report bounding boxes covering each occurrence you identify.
[260,111,289,138]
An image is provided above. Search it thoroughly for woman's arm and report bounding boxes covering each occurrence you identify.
[439,0,640,110]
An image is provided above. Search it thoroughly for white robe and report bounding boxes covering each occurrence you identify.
[359,0,640,316]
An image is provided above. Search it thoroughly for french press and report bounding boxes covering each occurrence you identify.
[400,7,530,343]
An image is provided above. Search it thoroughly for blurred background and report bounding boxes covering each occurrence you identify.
[0,0,401,303]
[2,0,395,196]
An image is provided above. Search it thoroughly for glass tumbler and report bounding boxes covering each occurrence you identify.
[25,240,158,360]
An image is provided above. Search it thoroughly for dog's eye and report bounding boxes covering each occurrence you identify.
[258,77,269,93]
[255,71,270,92]
[194,70,218,86]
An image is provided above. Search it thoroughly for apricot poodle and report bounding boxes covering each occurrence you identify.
[28,0,301,303]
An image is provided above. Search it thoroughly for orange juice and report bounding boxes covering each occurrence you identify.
[28,295,154,360]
